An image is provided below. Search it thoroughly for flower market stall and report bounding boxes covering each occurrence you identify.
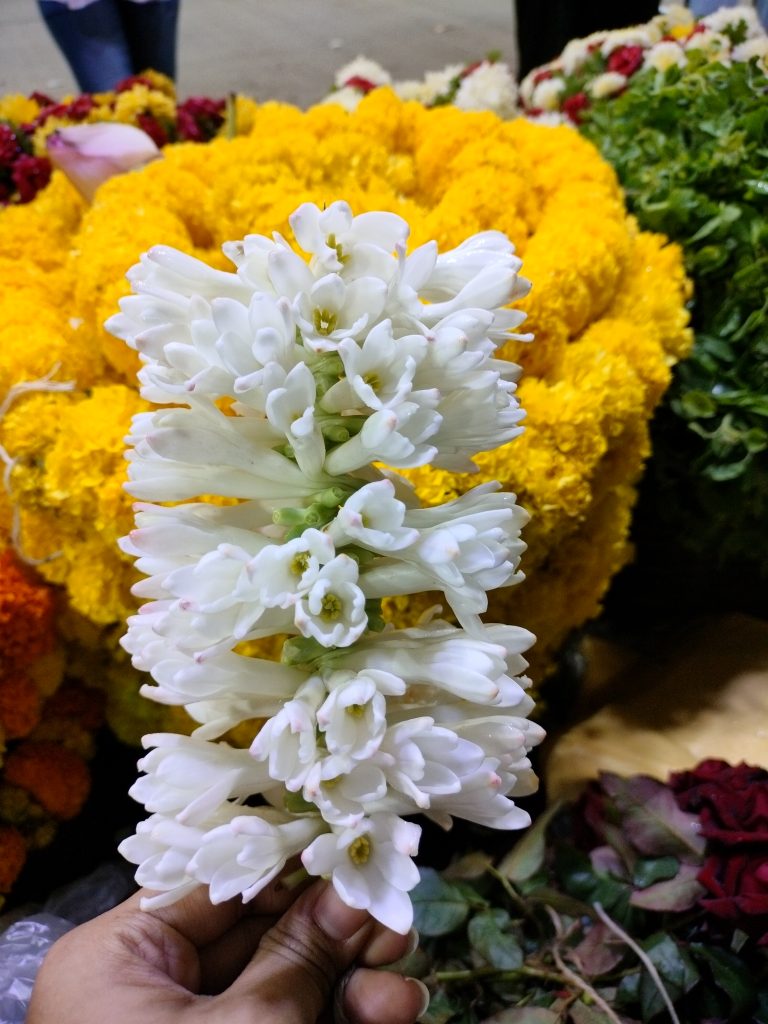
[0,3,766,1021]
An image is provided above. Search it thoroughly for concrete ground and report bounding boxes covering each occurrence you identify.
[0,0,518,106]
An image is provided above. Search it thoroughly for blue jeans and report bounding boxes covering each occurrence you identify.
[38,0,180,93]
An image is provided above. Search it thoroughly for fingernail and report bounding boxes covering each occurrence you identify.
[408,978,431,1019]
[313,882,371,941]
[405,927,420,957]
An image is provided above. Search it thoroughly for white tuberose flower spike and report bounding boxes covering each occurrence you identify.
[113,200,544,935]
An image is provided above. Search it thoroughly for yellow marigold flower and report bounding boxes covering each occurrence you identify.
[111,84,176,124]
[0,90,692,730]
[0,94,40,124]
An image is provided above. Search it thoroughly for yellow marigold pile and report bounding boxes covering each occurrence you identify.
[0,90,691,757]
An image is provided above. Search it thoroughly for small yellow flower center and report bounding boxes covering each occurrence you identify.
[291,552,310,576]
[363,371,381,390]
[320,593,342,621]
[345,702,367,718]
[347,834,372,865]
[326,233,348,264]
[313,308,338,336]
[323,775,342,789]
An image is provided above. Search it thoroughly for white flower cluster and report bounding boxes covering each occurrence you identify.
[322,56,518,119]
[108,200,543,934]
[520,1,767,123]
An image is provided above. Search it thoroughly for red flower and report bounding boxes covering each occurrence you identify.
[137,112,169,147]
[671,760,768,943]
[607,44,645,77]
[176,96,225,142]
[11,154,52,202]
[670,760,768,845]
[532,68,553,85]
[562,91,589,123]
[0,124,21,166]
[697,853,768,943]
[343,75,378,93]
[29,90,55,106]
[65,95,95,120]
[116,74,156,93]
[26,101,68,131]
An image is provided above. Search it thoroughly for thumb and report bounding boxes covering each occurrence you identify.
[219,880,373,1023]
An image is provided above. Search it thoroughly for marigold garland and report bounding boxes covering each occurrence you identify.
[0,548,104,903]
[0,89,691,757]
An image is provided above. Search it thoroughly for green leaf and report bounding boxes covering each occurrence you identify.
[599,773,706,860]
[444,852,494,881]
[481,1010,559,1024]
[467,909,523,971]
[639,933,700,1020]
[690,943,757,1019]
[630,862,705,912]
[412,868,470,937]
[632,856,679,889]
[680,390,718,419]
[569,1003,616,1024]
[498,801,562,883]
[422,988,460,1024]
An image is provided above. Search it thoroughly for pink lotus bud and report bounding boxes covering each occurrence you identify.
[46,122,161,202]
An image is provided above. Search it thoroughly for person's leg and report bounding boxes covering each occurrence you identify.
[37,0,134,93]
[117,0,180,80]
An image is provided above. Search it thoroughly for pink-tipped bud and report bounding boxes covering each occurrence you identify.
[46,122,161,201]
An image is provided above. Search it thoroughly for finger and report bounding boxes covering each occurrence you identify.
[218,880,374,1024]
[359,925,418,968]
[339,967,430,1024]
[198,914,278,994]
[135,867,306,948]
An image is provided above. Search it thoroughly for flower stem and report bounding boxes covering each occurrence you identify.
[432,965,565,985]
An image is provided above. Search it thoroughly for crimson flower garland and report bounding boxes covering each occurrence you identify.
[0,74,227,206]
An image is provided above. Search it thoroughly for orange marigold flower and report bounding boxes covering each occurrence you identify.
[43,683,105,732]
[0,671,42,739]
[4,741,91,820]
[0,548,56,670]
[0,825,27,893]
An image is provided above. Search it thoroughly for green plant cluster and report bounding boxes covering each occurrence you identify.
[403,775,767,1024]
[581,55,768,575]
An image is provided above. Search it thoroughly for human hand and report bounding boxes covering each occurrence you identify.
[28,876,429,1024]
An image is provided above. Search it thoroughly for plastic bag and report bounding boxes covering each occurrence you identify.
[0,914,74,1023]
[0,861,136,1023]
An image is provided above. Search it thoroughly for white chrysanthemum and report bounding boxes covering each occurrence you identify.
[454,61,518,118]
[560,37,594,75]
[600,26,655,55]
[115,200,544,933]
[684,28,733,59]
[333,56,391,90]
[644,40,688,71]
[319,85,365,112]
[701,4,763,39]
[530,76,567,111]
[393,64,464,105]
[732,35,768,63]
[589,71,628,99]
[656,3,696,35]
